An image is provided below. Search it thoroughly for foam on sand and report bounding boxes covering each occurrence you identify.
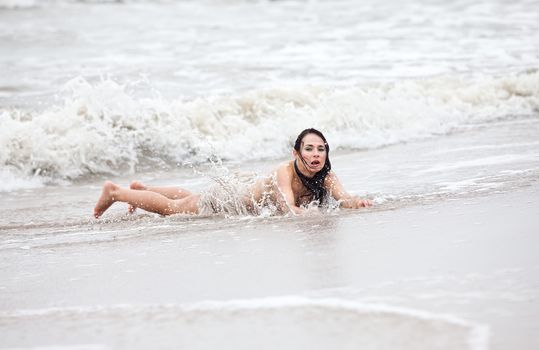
[0,297,489,350]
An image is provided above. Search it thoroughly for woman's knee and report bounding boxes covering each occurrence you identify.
[174,194,200,214]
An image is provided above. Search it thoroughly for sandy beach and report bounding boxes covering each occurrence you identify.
[1,178,538,349]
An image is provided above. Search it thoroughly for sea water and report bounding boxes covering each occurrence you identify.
[1,0,538,188]
[0,0,538,349]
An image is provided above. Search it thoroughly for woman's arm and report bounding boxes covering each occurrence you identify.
[274,163,304,215]
[324,171,372,209]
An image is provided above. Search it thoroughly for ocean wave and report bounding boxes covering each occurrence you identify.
[0,169,44,192]
[0,0,37,9]
[0,0,204,9]
[0,71,538,189]
[0,0,135,9]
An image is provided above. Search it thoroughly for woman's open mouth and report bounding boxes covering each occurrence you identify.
[310,160,321,167]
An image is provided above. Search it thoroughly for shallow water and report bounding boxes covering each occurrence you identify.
[1,114,538,350]
[2,184,538,350]
[1,0,538,187]
[0,299,487,350]
[1,112,538,248]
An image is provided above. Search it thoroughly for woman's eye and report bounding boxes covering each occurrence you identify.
[304,147,313,151]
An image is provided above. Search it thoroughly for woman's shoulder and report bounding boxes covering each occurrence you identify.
[326,170,337,180]
[272,160,296,181]
[275,160,294,172]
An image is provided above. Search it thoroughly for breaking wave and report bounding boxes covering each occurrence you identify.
[0,70,538,190]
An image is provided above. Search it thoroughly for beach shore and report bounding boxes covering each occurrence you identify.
[1,182,538,350]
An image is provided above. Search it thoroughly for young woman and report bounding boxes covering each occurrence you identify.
[93,128,372,218]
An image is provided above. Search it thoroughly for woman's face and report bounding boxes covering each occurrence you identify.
[296,133,327,173]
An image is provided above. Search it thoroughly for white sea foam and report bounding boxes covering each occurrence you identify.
[416,154,538,174]
[2,346,108,350]
[0,71,537,190]
[0,297,489,350]
[0,169,43,192]
[0,0,143,8]
[0,0,36,9]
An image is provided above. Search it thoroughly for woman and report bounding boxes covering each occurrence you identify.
[93,128,372,218]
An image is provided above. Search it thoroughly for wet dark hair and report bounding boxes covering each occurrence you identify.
[293,128,332,204]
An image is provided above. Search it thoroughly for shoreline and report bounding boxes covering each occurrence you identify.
[1,182,538,349]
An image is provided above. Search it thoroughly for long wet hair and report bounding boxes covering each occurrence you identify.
[293,128,332,204]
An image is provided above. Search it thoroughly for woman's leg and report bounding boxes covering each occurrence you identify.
[130,181,192,199]
[94,181,200,218]
[128,181,192,213]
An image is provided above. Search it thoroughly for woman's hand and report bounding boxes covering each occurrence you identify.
[354,198,373,208]
[324,172,372,210]
[341,197,373,209]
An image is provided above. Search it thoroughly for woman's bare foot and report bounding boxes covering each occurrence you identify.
[93,181,120,218]
[128,181,147,213]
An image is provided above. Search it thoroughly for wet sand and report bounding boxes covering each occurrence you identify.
[1,182,538,349]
